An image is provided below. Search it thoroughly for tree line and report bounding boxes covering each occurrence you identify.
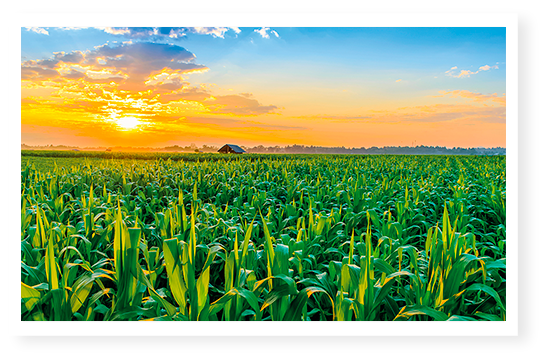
[21,143,506,155]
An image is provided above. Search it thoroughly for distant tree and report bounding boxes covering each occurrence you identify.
[200,144,217,153]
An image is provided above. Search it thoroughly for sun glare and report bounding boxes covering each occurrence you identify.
[116,117,141,130]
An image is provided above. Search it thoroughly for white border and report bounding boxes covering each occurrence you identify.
[11,13,517,337]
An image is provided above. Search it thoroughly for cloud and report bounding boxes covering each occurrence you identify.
[56,27,88,31]
[22,42,209,92]
[360,103,505,124]
[87,42,206,77]
[21,66,60,80]
[252,123,306,130]
[100,27,240,40]
[22,42,211,117]
[395,79,402,82]
[102,27,132,36]
[424,109,500,122]
[253,27,280,39]
[25,27,49,35]
[298,115,372,122]
[192,27,241,38]
[22,40,279,135]
[185,116,240,126]
[205,94,278,115]
[23,42,201,72]
[53,51,85,64]
[376,88,506,124]
[453,70,479,78]
[254,27,270,39]
[402,105,505,123]
[183,117,306,131]
[294,89,505,126]
[445,64,499,78]
[435,90,506,106]
[479,64,499,71]
[152,88,277,116]
[158,86,211,102]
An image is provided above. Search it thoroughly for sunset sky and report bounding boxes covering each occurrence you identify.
[21,27,506,148]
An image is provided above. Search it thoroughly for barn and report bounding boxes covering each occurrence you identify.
[218,144,246,154]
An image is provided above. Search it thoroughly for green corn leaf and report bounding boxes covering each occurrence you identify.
[209,288,261,320]
[260,282,298,312]
[163,238,187,308]
[70,274,94,313]
[348,229,355,265]
[474,312,503,321]
[135,265,177,317]
[196,266,210,318]
[21,282,41,312]
[201,245,224,273]
[44,231,59,291]
[283,286,334,321]
[260,213,275,270]
[273,244,290,275]
[466,283,506,312]
[241,217,255,267]
[252,274,297,297]
[394,305,449,321]
[447,315,476,321]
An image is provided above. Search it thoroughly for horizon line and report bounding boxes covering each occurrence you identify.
[21,143,506,150]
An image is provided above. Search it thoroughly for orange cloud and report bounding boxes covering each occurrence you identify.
[296,90,505,126]
[435,90,506,106]
[204,94,278,115]
[21,41,281,146]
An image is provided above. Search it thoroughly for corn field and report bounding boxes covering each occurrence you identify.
[21,154,506,321]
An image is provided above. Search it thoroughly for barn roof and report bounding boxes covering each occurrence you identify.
[222,144,246,153]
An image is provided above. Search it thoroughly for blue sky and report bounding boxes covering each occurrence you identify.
[21,27,506,90]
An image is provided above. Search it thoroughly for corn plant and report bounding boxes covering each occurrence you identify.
[21,154,506,321]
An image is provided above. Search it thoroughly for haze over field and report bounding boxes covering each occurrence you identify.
[21,27,506,149]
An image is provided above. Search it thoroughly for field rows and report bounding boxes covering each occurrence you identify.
[21,155,506,321]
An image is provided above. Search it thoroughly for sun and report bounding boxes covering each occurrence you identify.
[116,116,141,130]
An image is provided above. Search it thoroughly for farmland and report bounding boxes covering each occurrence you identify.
[21,152,506,321]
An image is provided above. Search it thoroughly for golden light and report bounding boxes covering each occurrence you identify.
[116,116,141,130]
